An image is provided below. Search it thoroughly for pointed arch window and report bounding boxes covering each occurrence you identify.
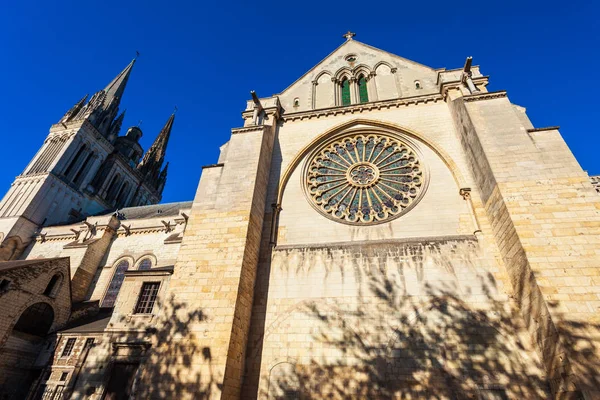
[64,144,87,178]
[73,152,95,186]
[101,260,130,308]
[115,181,130,208]
[341,78,351,106]
[105,173,122,202]
[358,75,369,103]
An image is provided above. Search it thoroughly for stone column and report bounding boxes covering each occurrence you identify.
[140,118,277,399]
[449,89,600,399]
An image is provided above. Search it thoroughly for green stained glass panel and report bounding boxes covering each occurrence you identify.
[341,79,351,106]
[358,76,369,103]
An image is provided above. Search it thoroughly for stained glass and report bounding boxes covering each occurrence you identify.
[358,75,369,103]
[305,133,424,225]
[138,258,152,271]
[341,79,351,106]
[101,260,130,308]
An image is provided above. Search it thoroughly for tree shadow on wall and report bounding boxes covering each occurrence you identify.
[266,266,599,399]
[107,294,218,400]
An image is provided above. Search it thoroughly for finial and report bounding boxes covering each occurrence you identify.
[342,31,356,41]
[134,50,140,61]
[137,120,143,127]
[173,105,178,115]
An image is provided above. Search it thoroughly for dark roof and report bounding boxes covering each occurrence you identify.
[61,309,113,334]
[0,257,69,272]
[95,201,193,220]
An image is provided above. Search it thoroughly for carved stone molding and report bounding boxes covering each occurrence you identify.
[282,94,443,122]
[462,90,507,102]
[527,126,560,133]
[231,125,268,135]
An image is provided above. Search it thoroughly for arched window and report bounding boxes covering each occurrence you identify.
[358,75,369,103]
[73,151,95,186]
[64,144,87,178]
[138,258,152,271]
[115,181,130,208]
[341,78,351,106]
[105,174,122,202]
[101,260,130,308]
[415,80,421,90]
[13,302,54,337]
[43,274,63,298]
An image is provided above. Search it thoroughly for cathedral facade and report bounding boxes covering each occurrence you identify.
[0,35,599,400]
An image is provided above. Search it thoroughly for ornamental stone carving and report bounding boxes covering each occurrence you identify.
[303,132,426,225]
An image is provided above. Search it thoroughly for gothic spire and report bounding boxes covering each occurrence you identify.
[100,58,136,111]
[138,113,175,189]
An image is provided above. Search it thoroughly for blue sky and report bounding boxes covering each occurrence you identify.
[0,0,598,203]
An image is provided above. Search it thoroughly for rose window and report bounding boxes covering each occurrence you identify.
[305,133,425,224]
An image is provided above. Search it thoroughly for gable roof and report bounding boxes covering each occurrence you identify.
[279,39,439,95]
[94,200,193,220]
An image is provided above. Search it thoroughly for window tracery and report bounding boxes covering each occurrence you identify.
[304,133,425,225]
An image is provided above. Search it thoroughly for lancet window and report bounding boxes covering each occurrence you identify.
[101,260,130,308]
[341,78,351,106]
[358,75,369,103]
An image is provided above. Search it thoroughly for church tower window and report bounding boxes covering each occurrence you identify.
[72,152,95,186]
[358,75,369,103]
[63,144,87,178]
[101,259,130,308]
[341,78,351,106]
[304,132,425,225]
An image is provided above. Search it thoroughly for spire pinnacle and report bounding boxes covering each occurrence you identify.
[102,58,136,108]
[137,113,176,190]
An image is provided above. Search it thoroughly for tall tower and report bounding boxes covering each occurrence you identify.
[0,59,174,260]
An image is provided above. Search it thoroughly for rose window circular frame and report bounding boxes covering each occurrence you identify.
[303,132,427,225]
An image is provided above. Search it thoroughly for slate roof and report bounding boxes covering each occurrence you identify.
[95,200,192,220]
[0,257,68,272]
[60,309,113,334]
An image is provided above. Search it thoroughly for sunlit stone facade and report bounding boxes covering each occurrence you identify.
[1,35,599,400]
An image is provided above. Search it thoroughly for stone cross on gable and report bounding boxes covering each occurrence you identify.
[343,31,356,41]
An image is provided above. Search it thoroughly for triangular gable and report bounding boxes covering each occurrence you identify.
[276,39,442,112]
[279,39,439,96]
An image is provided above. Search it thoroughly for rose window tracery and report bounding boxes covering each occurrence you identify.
[305,133,425,224]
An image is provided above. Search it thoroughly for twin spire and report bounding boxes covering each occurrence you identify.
[138,112,175,191]
[59,57,175,193]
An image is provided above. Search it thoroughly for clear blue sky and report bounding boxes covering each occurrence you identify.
[1,0,598,203]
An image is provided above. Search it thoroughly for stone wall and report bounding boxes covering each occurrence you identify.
[244,238,548,399]
[0,258,72,398]
[449,90,600,398]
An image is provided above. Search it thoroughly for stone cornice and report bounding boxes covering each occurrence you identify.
[202,163,224,169]
[439,76,489,97]
[275,235,478,251]
[527,126,560,133]
[231,125,269,135]
[280,93,443,122]
[462,90,507,102]
[124,266,174,277]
